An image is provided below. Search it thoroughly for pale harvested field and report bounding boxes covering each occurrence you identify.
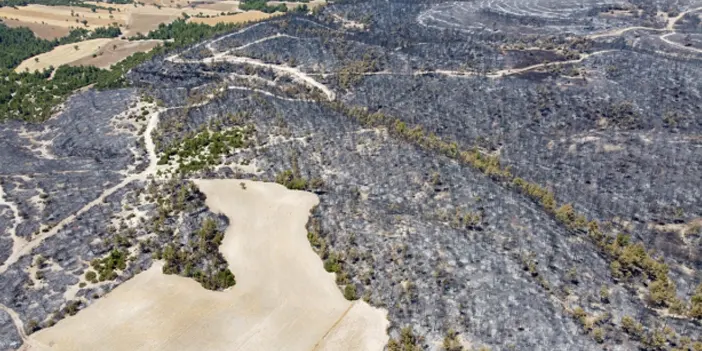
[0,4,128,30]
[15,38,113,72]
[194,0,241,12]
[0,2,232,39]
[0,18,70,39]
[70,39,161,68]
[95,2,230,35]
[25,179,389,351]
[187,10,277,25]
[15,38,161,72]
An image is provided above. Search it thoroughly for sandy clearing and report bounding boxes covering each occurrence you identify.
[15,38,113,72]
[25,179,388,351]
[0,18,70,39]
[69,39,161,68]
[187,10,277,25]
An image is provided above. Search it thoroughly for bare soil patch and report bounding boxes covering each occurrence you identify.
[25,180,388,351]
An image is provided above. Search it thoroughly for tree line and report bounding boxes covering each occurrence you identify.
[130,18,240,46]
[238,0,288,13]
[1,17,251,122]
[0,23,122,69]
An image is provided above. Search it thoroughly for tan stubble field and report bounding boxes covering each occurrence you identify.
[24,180,389,351]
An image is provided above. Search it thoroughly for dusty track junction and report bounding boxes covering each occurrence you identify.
[1,0,702,350]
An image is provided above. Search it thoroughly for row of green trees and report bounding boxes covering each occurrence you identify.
[238,0,287,13]
[0,23,122,69]
[130,18,241,46]
[157,126,255,175]
[324,99,702,348]
[0,23,54,69]
[0,66,104,122]
[0,22,129,122]
[58,25,122,44]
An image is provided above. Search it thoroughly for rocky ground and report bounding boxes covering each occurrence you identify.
[2,0,702,350]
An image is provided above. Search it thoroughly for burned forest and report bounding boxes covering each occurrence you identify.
[1,0,702,350]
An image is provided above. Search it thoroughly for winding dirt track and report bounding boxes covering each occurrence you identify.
[171,14,702,98]
[0,106,160,276]
[0,304,27,343]
[6,6,699,344]
[587,5,702,54]
[168,26,336,100]
[0,183,26,267]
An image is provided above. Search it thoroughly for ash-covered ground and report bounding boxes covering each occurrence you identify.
[2,0,702,350]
